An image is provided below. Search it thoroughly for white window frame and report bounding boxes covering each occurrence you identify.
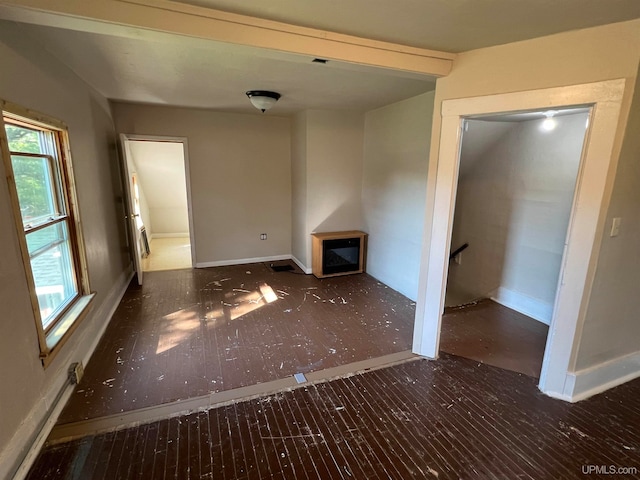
[0,101,94,367]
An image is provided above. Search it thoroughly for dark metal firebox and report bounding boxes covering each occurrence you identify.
[322,237,361,275]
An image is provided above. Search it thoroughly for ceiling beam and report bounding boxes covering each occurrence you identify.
[0,0,455,77]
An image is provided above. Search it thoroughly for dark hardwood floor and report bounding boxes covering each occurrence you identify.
[29,354,640,479]
[440,299,549,378]
[58,263,416,424]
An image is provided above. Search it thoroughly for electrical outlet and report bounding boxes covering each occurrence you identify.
[610,217,621,237]
[68,362,84,384]
[260,233,267,240]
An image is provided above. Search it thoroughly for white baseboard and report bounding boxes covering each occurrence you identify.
[542,389,573,403]
[563,351,640,403]
[7,267,134,480]
[490,286,552,325]
[196,254,291,269]
[291,255,312,274]
[8,379,76,480]
[150,232,189,239]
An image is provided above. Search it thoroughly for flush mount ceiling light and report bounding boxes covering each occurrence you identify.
[246,90,281,113]
[541,110,558,131]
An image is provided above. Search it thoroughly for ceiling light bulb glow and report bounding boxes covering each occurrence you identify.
[541,111,557,131]
[542,117,557,131]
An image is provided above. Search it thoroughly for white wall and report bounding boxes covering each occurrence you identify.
[448,113,588,323]
[306,110,364,233]
[128,141,189,237]
[0,21,130,478]
[447,121,516,303]
[419,19,640,398]
[138,178,153,235]
[291,111,308,267]
[111,103,291,266]
[574,65,640,371]
[362,92,434,301]
[291,109,365,269]
[150,208,189,236]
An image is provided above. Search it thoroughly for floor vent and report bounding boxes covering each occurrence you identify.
[270,264,294,272]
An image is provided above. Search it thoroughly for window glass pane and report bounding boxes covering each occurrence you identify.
[11,154,58,225]
[26,223,78,329]
[25,221,59,252]
[5,124,43,153]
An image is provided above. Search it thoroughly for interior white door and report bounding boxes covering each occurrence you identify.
[119,134,144,285]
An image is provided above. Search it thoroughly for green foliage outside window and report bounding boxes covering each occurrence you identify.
[5,125,55,223]
[6,125,40,153]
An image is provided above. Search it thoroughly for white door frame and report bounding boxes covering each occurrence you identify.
[413,79,626,400]
[120,134,196,271]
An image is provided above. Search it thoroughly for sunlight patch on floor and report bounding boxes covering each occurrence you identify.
[157,283,279,353]
[156,307,200,354]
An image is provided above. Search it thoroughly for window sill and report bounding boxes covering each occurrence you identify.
[42,293,95,368]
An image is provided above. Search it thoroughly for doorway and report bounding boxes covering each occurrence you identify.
[413,79,626,400]
[439,109,590,377]
[120,135,195,283]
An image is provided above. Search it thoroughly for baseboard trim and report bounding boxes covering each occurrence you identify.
[196,254,291,269]
[7,267,134,480]
[291,255,312,274]
[150,233,189,239]
[564,351,640,403]
[542,389,573,402]
[6,379,75,480]
[490,286,552,325]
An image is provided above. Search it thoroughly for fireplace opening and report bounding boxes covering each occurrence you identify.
[311,230,367,278]
[322,237,361,275]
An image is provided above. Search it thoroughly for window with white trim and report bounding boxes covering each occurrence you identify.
[1,105,93,366]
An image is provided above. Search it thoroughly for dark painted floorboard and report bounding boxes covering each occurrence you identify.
[38,263,637,479]
[441,299,549,377]
[59,264,551,427]
[59,263,416,423]
[29,354,640,479]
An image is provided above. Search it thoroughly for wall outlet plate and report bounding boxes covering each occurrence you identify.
[610,217,621,237]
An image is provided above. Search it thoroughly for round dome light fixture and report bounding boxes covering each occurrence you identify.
[246,90,281,113]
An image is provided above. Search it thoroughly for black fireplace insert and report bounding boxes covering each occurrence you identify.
[322,237,361,275]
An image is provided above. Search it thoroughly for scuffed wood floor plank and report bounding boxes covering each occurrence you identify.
[58,262,416,424]
[29,354,640,479]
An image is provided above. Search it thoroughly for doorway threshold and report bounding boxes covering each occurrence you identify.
[48,350,418,445]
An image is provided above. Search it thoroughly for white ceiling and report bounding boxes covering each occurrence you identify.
[11,20,435,114]
[129,141,188,209]
[459,122,514,177]
[459,110,590,176]
[472,107,591,123]
[2,0,640,115]
[176,0,640,52]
